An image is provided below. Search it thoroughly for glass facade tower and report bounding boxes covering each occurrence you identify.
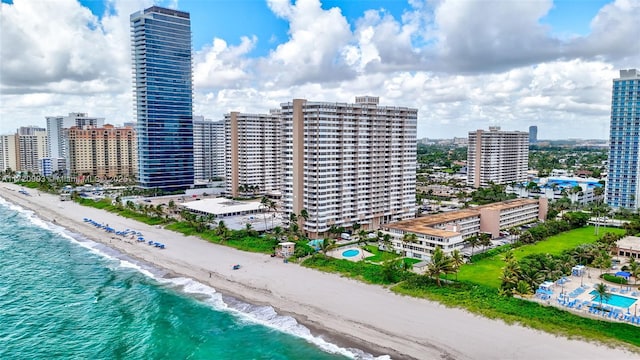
[606,69,640,209]
[130,6,194,191]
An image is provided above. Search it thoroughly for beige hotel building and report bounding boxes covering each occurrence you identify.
[467,126,529,188]
[67,124,137,178]
[281,96,417,238]
[384,198,548,259]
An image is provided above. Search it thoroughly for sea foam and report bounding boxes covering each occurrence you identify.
[0,198,385,359]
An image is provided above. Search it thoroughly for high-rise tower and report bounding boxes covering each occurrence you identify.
[606,69,640,209]
[281,96,417,238]
[131,6,194,191]
[528,125,537,144]
[467,126,529,188]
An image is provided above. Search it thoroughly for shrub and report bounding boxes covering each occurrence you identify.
[602,273,628,284]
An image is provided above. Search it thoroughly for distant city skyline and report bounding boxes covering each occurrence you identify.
[1,0,639,139]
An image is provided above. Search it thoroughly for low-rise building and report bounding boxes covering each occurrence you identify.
[40,157,66,176]
[180,197,263,218]
[615,236,640,260]
[382,198,547,260]
[507,176,603,205]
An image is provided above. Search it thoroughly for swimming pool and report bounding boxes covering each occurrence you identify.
[342,249,360,258]
[589,290,637,308]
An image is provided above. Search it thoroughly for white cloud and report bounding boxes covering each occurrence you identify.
[1,0,639,140]
[260,0,356,85]
[194,36,257,89]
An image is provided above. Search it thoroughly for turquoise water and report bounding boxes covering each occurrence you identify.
[342,249,360,258]
[0,199,360,359]
[308,239,324,250]
[589,290,638,308]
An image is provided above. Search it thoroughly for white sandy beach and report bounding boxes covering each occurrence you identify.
[1,183,637,360]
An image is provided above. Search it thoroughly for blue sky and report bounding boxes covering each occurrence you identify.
[68,0,611,57]
[1,0,639,139]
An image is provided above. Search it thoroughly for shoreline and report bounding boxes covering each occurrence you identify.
[1,183,637,360]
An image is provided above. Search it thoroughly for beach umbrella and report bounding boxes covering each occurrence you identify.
[615,271,631,279]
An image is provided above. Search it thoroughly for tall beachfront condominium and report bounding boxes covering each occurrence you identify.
[280,96,417,238]
[16,126,49,174]
[0,134,18,172]
[225,111,281,197]
[193,116,225,182]
[131,6,194,191]
[467,126,529,188]
[66,124,137,179]
[606,69,640,209]
[46,113,105,159]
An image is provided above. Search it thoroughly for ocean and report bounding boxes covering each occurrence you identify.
[0,198,373,359]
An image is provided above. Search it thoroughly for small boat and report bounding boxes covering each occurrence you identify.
[232,264,241,270]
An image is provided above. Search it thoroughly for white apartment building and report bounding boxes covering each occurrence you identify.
[47,113,106,174]
[383,198,547,259]
[16,126,49,174]
[281,96,417,238]
[0,135,18,172]
[193,116,225,181]
[40,157,66,177]
[467,126,529,188]
[507,176,604,205]
[225,111,281,197]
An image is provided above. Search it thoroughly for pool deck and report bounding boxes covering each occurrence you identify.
[531,266,640,326]
[328,246,374,262]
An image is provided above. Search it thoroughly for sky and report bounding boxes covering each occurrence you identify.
[1,0,639,140]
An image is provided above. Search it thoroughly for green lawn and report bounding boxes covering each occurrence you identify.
[363,245,400,262]
[511,226,624,258]
[457,226,624,288]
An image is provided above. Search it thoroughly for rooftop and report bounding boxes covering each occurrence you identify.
[477,198,540,211]
[617,236,640,249]
[180,197,262,216]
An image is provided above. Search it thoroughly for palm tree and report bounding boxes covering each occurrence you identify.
[592,252,612,275]
[328,225,339,239]
[514,280,532,296]
[519,266,545,289]
[216,220,228,235]
[450,249,464,280]
[594,282,611,310]
[427,247,454,286]
[126,200,136,211]
[572,244,592,265]
[260,196,270,231]
[268,199,278,228]
[629,258,639,285]
[466,235,479,256]
[272,226,283,241]
[518,231,534,244]
[382,234,393,252]
[479,233,492,252]
[499,250,521,297]
[319,238,336,258]
[299,209,309,235]
[358,229,368,245]
[508,227,521,243]
[288,213,298,235]
[402,233,418,256]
